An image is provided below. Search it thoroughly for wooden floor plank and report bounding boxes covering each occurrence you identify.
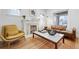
[0,36,79,49]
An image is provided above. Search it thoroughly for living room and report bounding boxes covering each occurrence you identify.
[0,9,79,49]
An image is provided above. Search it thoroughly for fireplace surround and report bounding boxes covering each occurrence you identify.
[23,20,39,36]
[30,25,37,34]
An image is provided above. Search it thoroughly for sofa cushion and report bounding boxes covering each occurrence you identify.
[51,25,66,30]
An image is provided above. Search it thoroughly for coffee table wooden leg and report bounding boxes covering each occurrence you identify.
[33,33,34,38]
[63,37,64,43]
[55,43,57,49]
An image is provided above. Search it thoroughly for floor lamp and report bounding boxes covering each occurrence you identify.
[22,15,26,31]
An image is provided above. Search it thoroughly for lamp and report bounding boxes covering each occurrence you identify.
[31,10,35,15]
[22,15,26,19]
[21,15,26,32]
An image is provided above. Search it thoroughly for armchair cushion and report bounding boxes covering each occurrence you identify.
[4,25,19,36]
[5,31,24,40]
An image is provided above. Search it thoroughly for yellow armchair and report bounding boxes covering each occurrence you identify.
[1,25,25,48]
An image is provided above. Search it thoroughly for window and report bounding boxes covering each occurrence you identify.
[59,15,67,26]
[55,11,68,27]
[8,9,20,16]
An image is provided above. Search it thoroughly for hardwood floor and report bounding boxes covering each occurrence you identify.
[0,35,79,49]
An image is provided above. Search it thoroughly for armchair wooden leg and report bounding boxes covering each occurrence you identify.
[7,42,10,48]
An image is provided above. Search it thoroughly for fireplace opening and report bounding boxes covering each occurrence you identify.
[30,25,37,34]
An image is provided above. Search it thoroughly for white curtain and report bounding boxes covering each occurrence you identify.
[39,15,45,30]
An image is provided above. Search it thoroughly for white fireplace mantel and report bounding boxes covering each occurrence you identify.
[23,19,39,36]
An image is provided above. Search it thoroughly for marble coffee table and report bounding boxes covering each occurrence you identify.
[33,31,64,49]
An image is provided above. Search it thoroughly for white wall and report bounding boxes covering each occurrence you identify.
[0,9,20,16]
[0,14,22,33]
[20,9,46,19]
[20,9,47,30]
[67,9,79,38]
